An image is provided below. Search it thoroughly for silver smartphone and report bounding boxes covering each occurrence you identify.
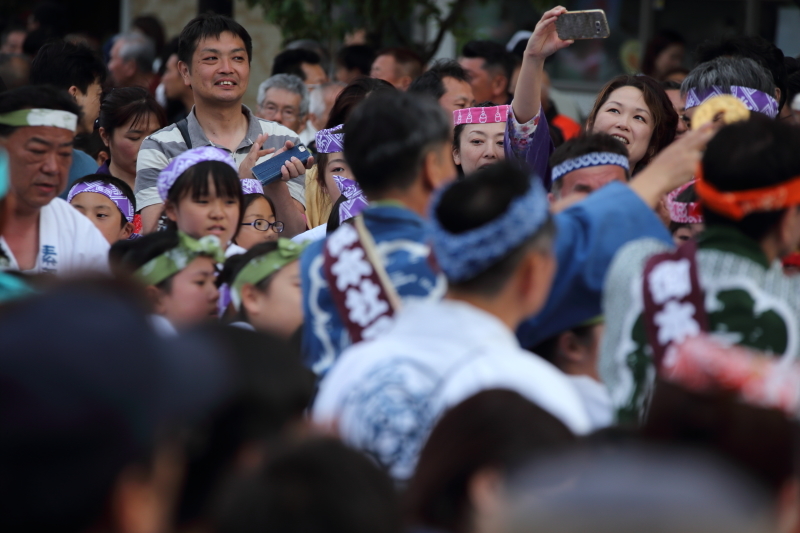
[555,10,611,40]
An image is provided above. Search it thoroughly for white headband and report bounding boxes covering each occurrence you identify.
[551,152,630,182]
[0,109,78,132]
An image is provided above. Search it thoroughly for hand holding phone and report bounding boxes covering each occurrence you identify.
[252,144,311,186]
[555,10,610,41]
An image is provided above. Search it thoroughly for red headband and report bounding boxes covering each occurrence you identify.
[695,165,800,220]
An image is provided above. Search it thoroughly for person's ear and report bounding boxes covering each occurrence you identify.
[146,284,166,314]
[118,222,134,241]
[775,87,782,106]
[67,85,81,101]
[557,330,587,366]
[96,150,110,166]
[98,126,110,147]
[178,60,191,86]
[164,200,178,222]
[491,74,509,99]
[399,76,413,91]
[468,467,506,532]
[452,146,461,166]
[241,283,263,318]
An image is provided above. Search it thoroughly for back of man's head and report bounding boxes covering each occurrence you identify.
[116,32,156,75]
[271,48,321,80]
[696,36,787,109]
[503,444,775,533]
[701,114,800,242]
[178,13,253,68]
[0,85,82,138]
[682,56,776,101]
[337,45,375,77]
[461,40,516,82]
[408,59,470,100]
[344,91,449,196]
[213,437,401,533]
[549,133,630,198]
[30,40,106,93]
[432,161,554,296]
[376,48,424,81]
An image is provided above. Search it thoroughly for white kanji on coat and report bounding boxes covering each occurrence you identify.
[332,248,373,290]
[346,279,389,327]
[648,258,692,304]
[654,300,700,345]
[327,224,358,257]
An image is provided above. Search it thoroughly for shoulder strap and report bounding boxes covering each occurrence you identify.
[642,239,709,370]
[175,118,192,149]
[322,216,402,344]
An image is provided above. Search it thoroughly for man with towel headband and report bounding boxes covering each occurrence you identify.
[601,116,800,423]
[0,86,109,275]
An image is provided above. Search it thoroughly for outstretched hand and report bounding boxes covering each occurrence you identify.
[525,6,574,60]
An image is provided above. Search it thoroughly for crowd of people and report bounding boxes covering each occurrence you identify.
[3,3,800,532]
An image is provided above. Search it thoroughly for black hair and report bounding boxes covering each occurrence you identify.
[405,389,574,533]
[530,323,599,366]
[344,90,450,197]
[326,77,395,129]
[702,114,800,242]
[549,133,630,197]
[640,30,686,78]
[241,192,277,224]
[132,15,166,58]
[73,131,109,162]
[29,40,107,93]
[336,45,375,77]
[213,437,401,533]
[0,85,82,138]
[695,36,787,110]
[70,174,136,229]
[111,228,181,291]
[164,161,244,236]
[271,48,321,80]
[408,59,470,100]
[219,240,282,323]
[661,79,682,91]
[786,57,800,110]
[374,47,424,80]
[461,40,516,82]
[178,13,253,67]
[98,86,167,142]
[435,161,555,295]
[176,324,315,527]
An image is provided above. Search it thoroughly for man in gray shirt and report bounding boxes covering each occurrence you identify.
[135,13,310,236]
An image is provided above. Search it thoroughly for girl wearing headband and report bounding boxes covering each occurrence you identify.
[112,229,225,332]
[158,146,245,256]
[221,239,307,339]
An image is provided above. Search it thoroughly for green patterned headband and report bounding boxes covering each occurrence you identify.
[231,238,308,311]
[0,109,78,132]
[135,232,226,286]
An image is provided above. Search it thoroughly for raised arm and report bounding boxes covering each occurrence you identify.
[513,6,573,123]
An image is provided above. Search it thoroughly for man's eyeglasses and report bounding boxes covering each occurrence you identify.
[241,219,285,233]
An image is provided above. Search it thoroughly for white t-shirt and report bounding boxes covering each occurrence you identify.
[312,299,591,480]
[0,198,109,275]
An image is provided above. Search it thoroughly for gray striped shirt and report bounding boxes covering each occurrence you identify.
[134,105,305,210]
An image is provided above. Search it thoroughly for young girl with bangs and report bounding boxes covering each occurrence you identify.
[157,146,246,257]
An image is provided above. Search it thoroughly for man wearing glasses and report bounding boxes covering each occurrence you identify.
[256,74,315,147]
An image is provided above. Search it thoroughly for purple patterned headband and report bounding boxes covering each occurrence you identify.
[315,125,344,154]
[157,146,238,201]
[453,105,509,126]
[685,86,779,118]
[67,180,134,222]
[334,175,369,222]
[240,178,264,195]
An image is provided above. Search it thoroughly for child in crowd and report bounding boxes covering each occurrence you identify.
[222,239,306,339]
[667,182,704,245]
[112,229,224,334]
[67,175,137,244]
[235,179,285,250]
[158,146,246,257]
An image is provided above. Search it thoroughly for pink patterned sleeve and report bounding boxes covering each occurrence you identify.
[506,104,541,160]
